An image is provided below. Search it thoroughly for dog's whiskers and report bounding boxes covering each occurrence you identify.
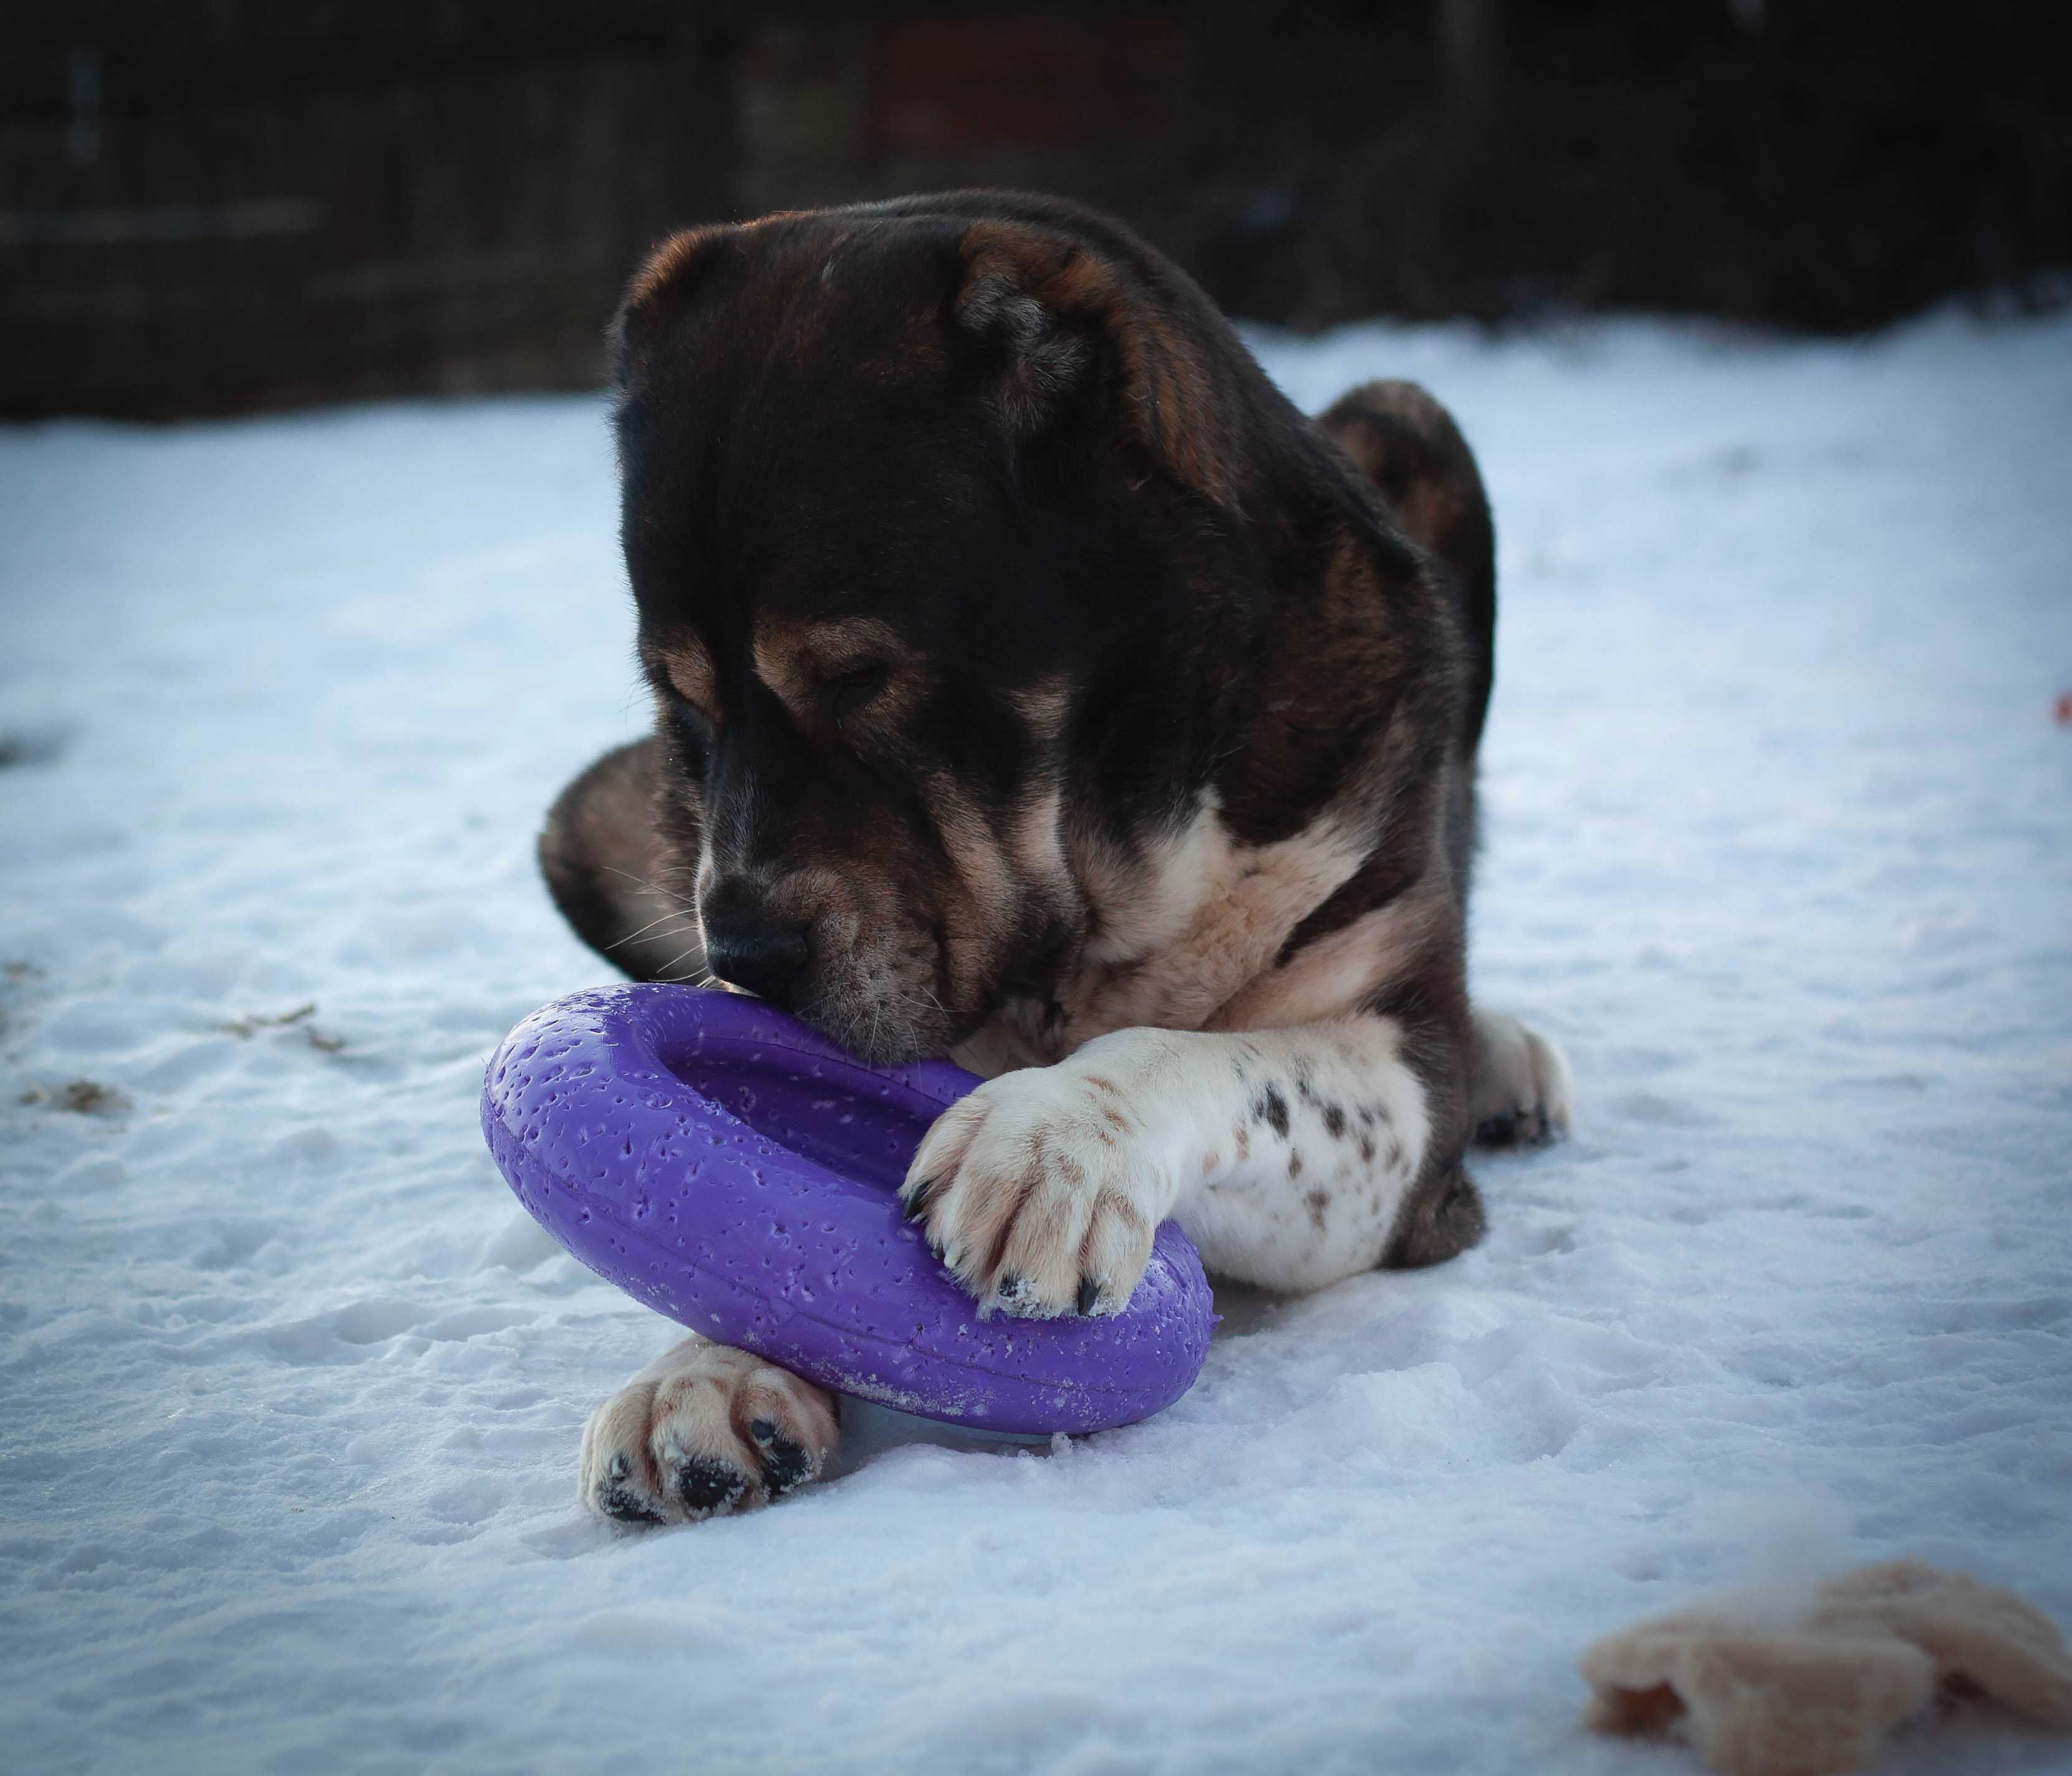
[885,985,948,1027]
[595,865,705,953]
[600,864,683,899]
[607,910,701,950]
[652,940,710,982]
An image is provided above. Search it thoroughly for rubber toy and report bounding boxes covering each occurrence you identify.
[481,984,1215,1434]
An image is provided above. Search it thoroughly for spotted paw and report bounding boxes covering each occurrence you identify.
[1470,1009,1573,1147]
[899,1050,1180,1319]
[577,1338,839,1527]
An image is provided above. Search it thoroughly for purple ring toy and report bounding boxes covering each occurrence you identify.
[481,984,1213,1434]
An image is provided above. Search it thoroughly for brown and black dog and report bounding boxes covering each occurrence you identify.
[541,192,1570,1526]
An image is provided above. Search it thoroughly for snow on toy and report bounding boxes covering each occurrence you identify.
[480,984,1213,1434]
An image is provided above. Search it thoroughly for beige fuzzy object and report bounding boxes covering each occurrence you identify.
[1581,1560,2072,1776]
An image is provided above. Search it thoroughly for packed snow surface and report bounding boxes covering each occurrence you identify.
[4,311,2070,1776]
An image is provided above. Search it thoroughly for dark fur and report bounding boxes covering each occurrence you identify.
[542,191,1499,1273]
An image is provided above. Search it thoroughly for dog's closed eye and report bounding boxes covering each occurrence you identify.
[659,686,718,773]
[826,660,890,722]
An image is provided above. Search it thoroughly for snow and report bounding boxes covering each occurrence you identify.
[4,310,2071,1776]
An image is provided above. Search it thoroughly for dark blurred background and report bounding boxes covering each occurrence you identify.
[2,0,2065,420]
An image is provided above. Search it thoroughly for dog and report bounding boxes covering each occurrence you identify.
[539,191,1571,1527]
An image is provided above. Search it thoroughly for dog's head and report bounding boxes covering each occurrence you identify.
[612,198,1261,1061]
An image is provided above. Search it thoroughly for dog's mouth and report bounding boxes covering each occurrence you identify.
[789,979,965,1067]
[696,838,1079,1067]
[768,915,973,1066]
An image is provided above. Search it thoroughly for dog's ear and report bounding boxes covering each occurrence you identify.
[953,221,1233,504]
[952,224,1104,436]
[612,226,733,385]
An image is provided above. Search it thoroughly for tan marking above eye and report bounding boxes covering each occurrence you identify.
[753,615,912,716]
[658,640,717,719]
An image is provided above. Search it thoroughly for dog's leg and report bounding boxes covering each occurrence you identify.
[1318,379,1495,758]
[1469,1007,1573,1147]
[901,1012,1485,1313]
[539,736,709,983]
[1321,387,1575,1150]
[578,1336,841,1526]
[549,748,846,1528]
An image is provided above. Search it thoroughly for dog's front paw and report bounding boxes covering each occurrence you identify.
[1470,1009,1573,1147]
[900,1053,1177,1319]
[578,1338,839,1527]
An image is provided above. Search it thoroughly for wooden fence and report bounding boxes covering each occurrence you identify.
[2,2,2061,419]
[1,2,731,416]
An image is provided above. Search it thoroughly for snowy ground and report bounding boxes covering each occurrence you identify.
[4,310,2070,1776]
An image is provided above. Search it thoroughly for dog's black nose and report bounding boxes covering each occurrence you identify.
[701,896,809,1008]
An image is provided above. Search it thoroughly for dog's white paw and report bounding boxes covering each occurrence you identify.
[900,1053,1178,1318]
[578,1338,839,1527]
[1470,1009,1573,1147]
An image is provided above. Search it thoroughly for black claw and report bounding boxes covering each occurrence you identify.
[677,1454,749,1517]
[1076,1275,1102,1315]
[903,1182,935,1220]
[595,1454,666,1526]
[759,1434,815,1496]
[995,1271,1026,1302]
[595,1474,666,1526]
[1477,1103,1559,1149]
[1476,1111,1521,1147]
